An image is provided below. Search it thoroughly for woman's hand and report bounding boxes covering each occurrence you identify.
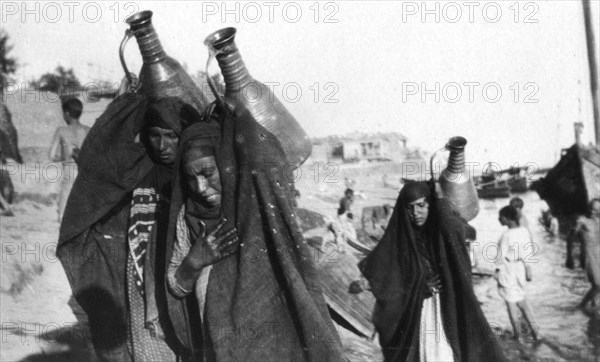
[424,275,442,298]
[188,218,238,269]
[176,219,238,292]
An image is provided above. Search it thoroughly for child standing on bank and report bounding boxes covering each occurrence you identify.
[48,98,90,222]
[496,205,540,342]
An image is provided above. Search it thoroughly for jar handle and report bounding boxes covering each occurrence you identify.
[119,29,140,93]
[429,144,449,181]
[205,46,226,110]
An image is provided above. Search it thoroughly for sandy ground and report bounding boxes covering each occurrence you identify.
[1,159,598,361]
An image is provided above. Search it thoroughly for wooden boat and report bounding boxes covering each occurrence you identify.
[474,163,532,199]
[314,245,376,338]
[298,210,376,338]
[505,167,529,193]
[475,171,511,199]
[534,0,599,217]
[534,144,600,217]
[477,181,511,199]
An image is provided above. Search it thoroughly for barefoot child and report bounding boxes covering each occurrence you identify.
[48,98,90,222]
[496,205,540,342]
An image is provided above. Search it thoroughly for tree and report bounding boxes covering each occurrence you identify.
[0,30,18,91]
[33,65,81,94]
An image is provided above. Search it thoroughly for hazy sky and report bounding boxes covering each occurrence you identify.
[3,0,600,169]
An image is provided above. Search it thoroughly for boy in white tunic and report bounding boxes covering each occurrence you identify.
[496,205,540,342]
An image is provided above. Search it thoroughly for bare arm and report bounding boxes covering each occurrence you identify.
[496,232,510,267]
[48,129,62,162]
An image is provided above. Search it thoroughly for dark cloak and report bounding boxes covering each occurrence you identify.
[359,181,506,362]
[163,119,222,361]
[165,105,344,361]
[56,94,197,358]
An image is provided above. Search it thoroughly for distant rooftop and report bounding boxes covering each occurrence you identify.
[312,131,407,144]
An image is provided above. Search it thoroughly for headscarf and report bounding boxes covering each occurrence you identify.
[145,97,202,136]
[401,181,430,205]
[359,181,506,362]
[175,121,223,239]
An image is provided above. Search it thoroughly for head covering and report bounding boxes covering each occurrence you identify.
[402,181,431,205]
[145,97,203,135]
[179,121,221,148]
[359,181,507,362]
[175,120,223,220]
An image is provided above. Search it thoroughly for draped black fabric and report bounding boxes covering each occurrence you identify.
[56,94,197,359]
[359,181,507,362]
[56,93,151,357]
[165,104,344,361]
[164,119,223,360]
[59,93,151,243]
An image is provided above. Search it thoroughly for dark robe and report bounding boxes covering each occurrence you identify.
[56,94,197,360]
[359,182,507,362]
[165,105,344,361]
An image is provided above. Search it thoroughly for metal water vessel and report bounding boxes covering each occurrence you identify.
[204,27,312,167]
[431,136,480,221]
[120,10,210,114]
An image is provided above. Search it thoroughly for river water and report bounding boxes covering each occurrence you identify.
[470,191,599,361]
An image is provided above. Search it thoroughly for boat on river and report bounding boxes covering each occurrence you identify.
[534,0,600,218]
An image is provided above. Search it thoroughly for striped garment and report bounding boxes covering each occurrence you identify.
[128,187,161,294]
[167,206,212,317]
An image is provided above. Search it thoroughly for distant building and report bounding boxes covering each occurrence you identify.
[310,132,408,163]
[341,132,407,162]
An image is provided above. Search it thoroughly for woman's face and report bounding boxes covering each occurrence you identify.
[147,126,179,165]
[406,197,429,227]
[182,147,221,208]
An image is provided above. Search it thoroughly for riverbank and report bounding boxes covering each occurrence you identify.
[1,161,597,361]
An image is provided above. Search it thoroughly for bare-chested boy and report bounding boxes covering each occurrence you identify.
[574,199,600,311]
[48,98,90,222]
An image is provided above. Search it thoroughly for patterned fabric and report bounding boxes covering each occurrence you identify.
[167,206,212,315]
[127,256,176,362]
[128,187,160,294]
